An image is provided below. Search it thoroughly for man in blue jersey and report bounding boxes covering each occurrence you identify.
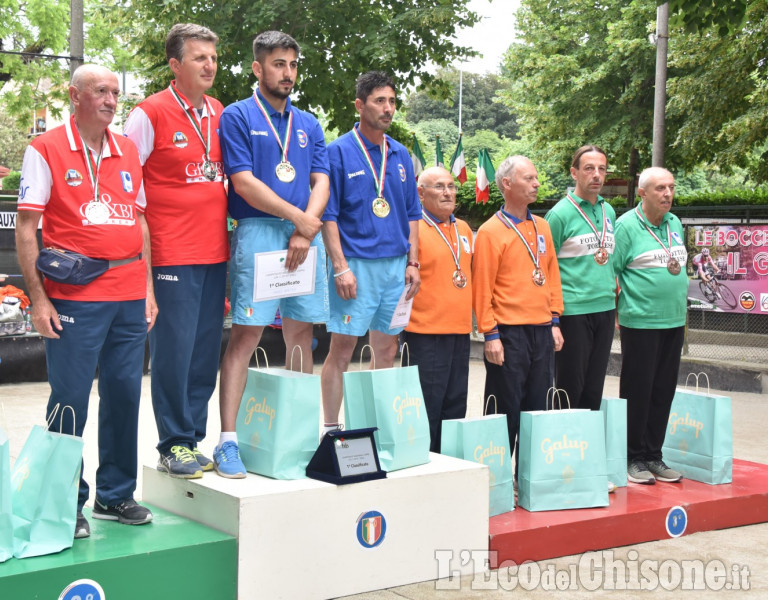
[320,71,422,435]
[214,30,330,477]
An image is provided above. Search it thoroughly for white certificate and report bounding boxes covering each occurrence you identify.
[253,246,317,301]
[389,283,413,329]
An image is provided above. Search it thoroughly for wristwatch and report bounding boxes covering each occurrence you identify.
[407,261,421,270]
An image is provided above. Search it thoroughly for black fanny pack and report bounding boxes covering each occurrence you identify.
[36,248,142,285]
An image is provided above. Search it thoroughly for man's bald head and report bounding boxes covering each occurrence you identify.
[70,64,118,91]
[418,165,452,187]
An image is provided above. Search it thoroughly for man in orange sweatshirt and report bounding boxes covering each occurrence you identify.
[472,155,564,454]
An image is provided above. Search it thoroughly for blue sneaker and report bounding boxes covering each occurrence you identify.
[213,441,247,479]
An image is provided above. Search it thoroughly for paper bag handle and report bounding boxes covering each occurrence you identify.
[253,346,269,369]
[484,394,498,415]
[46,403,77,435]
[684,372,710,393]
[399,342,410,367]
[358,344,375,370]
[546,387,571,411]
[288,344,304,372]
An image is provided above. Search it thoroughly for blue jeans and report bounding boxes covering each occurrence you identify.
[45,298,146,510]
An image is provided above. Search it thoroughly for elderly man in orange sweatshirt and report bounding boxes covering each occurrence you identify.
[472,155,564,455]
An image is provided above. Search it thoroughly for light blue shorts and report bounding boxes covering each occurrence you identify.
[230,218,329,326]
[328,255,407,337]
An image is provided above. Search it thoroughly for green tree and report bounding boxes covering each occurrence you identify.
[403,67,518,139]
[97,0,479,139]
[667,1,768,181]
[664,0,748,35]
[0,109,29,170]
[411,118,459,166]
[498,0,658,181]
[0,1,125,119]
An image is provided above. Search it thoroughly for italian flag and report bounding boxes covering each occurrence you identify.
[476,149,495,204]
[411,134,426,178]
[450,135,467,184]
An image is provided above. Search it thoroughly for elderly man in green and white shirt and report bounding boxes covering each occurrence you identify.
[613,167,687,486]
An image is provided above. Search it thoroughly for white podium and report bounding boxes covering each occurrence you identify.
[143,453,489,599]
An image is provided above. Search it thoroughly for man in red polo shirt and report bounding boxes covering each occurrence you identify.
[124,24,229,479]
[16,64,156,539]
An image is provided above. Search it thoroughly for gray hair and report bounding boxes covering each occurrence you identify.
[253,31,300,62]
[166,23,218,63]
[638,166,673,190]
[495,155,531,190]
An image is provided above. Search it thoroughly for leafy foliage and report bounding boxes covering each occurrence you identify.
[403,68,518,139]
[498,0,658,181]
[663,0,748,35]
[96,0,479,136]
[0,109,30,170]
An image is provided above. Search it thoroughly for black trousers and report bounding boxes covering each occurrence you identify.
[554,310,615,410]
[619,326,685,463]
[402,331,470,453]
[483,324,554,455]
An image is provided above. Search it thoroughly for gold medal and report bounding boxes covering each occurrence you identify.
[594,247,609,265]
[85,201,109,225]
[532,268,546,286]
[275,161,296,183]
[372,196,390,218]
[452,269,468,289]
[667,258,681,275]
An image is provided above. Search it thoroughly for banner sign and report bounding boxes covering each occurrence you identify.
[686,224,768,314]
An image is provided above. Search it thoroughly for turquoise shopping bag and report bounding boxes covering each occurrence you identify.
[442,398,514,516]
[662,374,732,485]
[343,346,430,472]
[236,349,321,480]
[518,390,609,511]
[599,397,628,487]
[11,405,83,558]
[0,427,12,563]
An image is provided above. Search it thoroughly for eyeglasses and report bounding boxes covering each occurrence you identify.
[420,184,457,192]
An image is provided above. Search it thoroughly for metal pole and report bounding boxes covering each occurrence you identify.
[69,0,84,112]
[652,2,669,167]
[458,69,463,135]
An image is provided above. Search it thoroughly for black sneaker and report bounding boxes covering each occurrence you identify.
[74,511,90,539]
[92,498,153,525]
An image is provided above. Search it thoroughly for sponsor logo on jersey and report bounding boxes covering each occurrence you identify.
[120,171,133,193]
[250,130,268,136]
[398,163,406,182]
[347,170,365,180]
[65,169,83,187]
[605,216,613,233]
[671,231,683,244]
[172,132,188,148]
[156,273,179,282]
[297,129,308,148]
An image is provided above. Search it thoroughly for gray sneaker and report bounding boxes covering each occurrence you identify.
[627,461,656,484]
[646,459,683,483]
[74,511,90,539]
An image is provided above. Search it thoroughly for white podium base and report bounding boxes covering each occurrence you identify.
[143,452,489,600]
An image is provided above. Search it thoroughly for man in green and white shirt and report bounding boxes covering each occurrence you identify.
[546,145,616,411]
[613,167,687,485]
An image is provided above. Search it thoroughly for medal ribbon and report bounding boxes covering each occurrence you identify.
[352,126,388,198]
[76,126,106,204]
[497,210,540,269]
[566,192,607,248]
[422,210,461,272]
[169,83,212,165]
[253,90,293,164]
[634,205,674,260]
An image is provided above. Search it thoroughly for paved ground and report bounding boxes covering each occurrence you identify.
[2,360,766,598]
